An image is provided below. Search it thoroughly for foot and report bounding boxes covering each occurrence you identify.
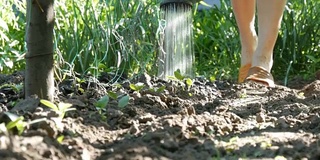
[245,66,275,87]
[238,63,252,83]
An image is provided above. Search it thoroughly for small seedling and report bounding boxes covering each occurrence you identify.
[5,114,25,135]
[94,95,109,110]
[1,112,46,135]
[40,100,75,119]
[129,82,145,92]
[174,70,185,81]
[172,69,194,93]
[57,135,65,144]
[155,85,166,93]
[93,95,110,120]
[107,91,118,100]
[167,70,185,81]
[118,95,130,108]
[186,78,193,90]
[149,85,166,93]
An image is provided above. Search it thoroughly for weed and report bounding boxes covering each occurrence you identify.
[94,95,109,110]
[107,91,118,100]
[130,82,145,92]
[118,95,130,108]
[0,112,46,135]
[149,85,166,93]
[40,99,75,119]
[169,69,194,91]
[5,113,25,135]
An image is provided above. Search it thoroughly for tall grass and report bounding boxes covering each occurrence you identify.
[54,0,161,81]
[275,0,320,83]
[193,0,239,80]
[1,0,319,84]
[0,0,26,73]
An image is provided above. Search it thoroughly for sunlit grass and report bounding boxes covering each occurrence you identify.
[1,0,319,84]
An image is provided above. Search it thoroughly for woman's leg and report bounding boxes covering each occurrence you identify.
[252,0,287,72]
[231,0,257,82]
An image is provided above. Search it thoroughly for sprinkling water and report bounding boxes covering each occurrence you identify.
[158,2,194,79]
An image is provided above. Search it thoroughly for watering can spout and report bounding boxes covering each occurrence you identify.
[160,0,201,7]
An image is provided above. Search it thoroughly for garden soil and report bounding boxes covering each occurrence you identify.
[1,72,320,160]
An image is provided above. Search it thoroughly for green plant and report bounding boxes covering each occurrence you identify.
[40,99,75,119]
[5,113,25,135]
[0,0,26,74]
[1,0,319,84]
[93,95,110,120]
[94,92,130,110]
[94,95,109,110]
[54,0,161,79]
[107,91,118,100]
[56,135,65,144]
[169,69,194,91]
[93,92,129,120]
[118,95,130,108]
[150,85,166,93]
[185,78,193,90]
[0,112,46,135]
[274,0,320,82]
[193,0,239,81]
[130,82,145,92]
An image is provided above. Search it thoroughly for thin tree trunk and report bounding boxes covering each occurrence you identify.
[25,0,54,101]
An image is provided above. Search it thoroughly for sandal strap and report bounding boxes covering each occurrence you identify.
[245,66,275,88]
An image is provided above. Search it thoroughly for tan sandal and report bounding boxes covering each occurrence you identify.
[238,63,252,83]
[245,66,275,88]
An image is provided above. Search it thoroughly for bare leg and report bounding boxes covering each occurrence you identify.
[231,0,257,82]
[253,0,287,72]
[231,0,257,66]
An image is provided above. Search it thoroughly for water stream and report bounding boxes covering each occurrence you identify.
[158,2,194,79]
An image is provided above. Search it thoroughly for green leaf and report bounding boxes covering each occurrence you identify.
[58,102,72,118]
[57,135,65,144]
[6,116,24,130]
[129,83,145,91]
[118,95,129,108]
[98,63,107,70]
[174,70,184,81]
[94,95,109,109]
[167,76,177,80]
[0,17,9,31]
[57,102,73,112]
[199,1,211,7]
[3,112,19,121]
[156,86,166,93]
[40,99,58,111]
[306,55,320,63]
[107,91,118,100]
[16,121,26,135]
[209,76,216,82]
[186,78,193,88]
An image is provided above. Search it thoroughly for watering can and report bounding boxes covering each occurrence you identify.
[160,0,202,7]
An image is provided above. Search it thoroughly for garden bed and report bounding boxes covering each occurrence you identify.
[1,72,320,159]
